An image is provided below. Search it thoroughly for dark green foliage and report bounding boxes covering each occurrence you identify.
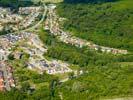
[0,69,60,100]
[0,1,132,99]
[39,29,133,67]
[38,26,133,99]
[64,0,116,3]
[0,26,11,35]
[21,82,31,93]
[31,72,55,83]
[68,72,75,79]
[39,29,116,66]
[3,54,60,100]
[0,0,34,8]
[58,65,133,100]
[8,54,15,60]
[0,88,27,100]
[49,78,59,99]
[57,3,133,51]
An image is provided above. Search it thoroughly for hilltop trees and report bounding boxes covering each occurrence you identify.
[57,2,133,51]
[0,0,34,8]
[64,0,116,3]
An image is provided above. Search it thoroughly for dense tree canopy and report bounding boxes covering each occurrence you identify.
[34,27,133,99]
[0,0,133,99]
[0,0,34,7]
[57,1,133,51]
[64,0,117,3]
[39,29,133,67]
[58,64,133,100]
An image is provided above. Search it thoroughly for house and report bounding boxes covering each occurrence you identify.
[0,71,4,91]
[13,52,23,59]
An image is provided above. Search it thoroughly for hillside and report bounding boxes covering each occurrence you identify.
[0,0,35,7]
[0,0,133,100]
[57,0,133,52]
[0,0,63,7]
[40,0,63,3]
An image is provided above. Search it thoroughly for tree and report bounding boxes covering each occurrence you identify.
[68,72,75,79]
[21,82,30,93]
[64,0,117,3]
[49,78,59,99]
[8,54,15,60]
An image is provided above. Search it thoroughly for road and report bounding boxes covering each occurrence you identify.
[14,3,47,33]
[46,6,128,55]
[22,4,47,32]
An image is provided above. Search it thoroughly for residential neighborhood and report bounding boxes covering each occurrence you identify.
[0,6,44,33]
[0,0,132,100]
[0,61,15,91]
[0,3,129,92]
[45,4,128,54]
[0,5,72,82]
[18,33,72,74]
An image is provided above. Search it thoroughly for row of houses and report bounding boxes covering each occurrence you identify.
[18,33,72,74]
[7,32,72,75]
[0,61,15,91]
[0,49,10,61]
[28,58,72,74]
[0,7,22,32]
[59,35,128,54]
[19,6,42,15]
[0,32,31,44]
[19,6,43,29]
[0,32,32,62]
[0,33,32,92]
[0,7,22,25]
[0,6,43,33]
[45,4,128,55]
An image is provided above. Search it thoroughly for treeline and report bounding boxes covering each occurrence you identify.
[1,54,60,100]
[58,64,133,99]
[39,29,133,67]
[0,0,34,8]
[39,29,114,66]
[2,25,132,100]
[57,2,133,52]
[0,30,8,35]
[38,29,133,99]
[64,0,117,3]
[0,80,60,100]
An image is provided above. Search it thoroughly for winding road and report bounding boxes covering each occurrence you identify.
[22,4,47,32]
[14,3,47,33]
[46,5,128,55]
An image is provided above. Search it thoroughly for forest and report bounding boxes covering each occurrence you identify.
[55,0,133,99]
[0,0,133,100]
[0,0,34,7]
[0,52,60,100]
[64,0,117,3]
[58,64,133,100]
[39,29,133,65]
[57,0,133,52]
[0,20,132,100]
[38,28,133,100]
